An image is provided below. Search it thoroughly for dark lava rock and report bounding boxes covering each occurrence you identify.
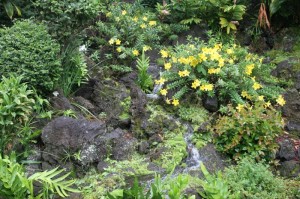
[278,160,300,178]
[282,89,300,135]
[147,63,161,80]
[277,139,296,161]
[138,141,150,154]
[183,188,202,199]
[97,161,110,173]
[173,24,208,45]
[51,91,74,111]
[75,78,97,100]
[91,79,130,122]
[203,96,219,112]
[271,59,293,79]
[41,117,137,169]
[198,144,229,174]
[73,96,96,113]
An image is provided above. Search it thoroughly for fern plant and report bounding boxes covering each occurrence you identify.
[0,154,80,199]
[136,51,154,93]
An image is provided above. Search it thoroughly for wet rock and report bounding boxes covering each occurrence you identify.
[65,193,84,199]
[51,90,74,111]
[73,96,96,113]
[183,188,202,199]
[97,161,110,173]
[174,24,208,45]
[149,134,164,145]
[41,117,137,169]
[295,72,300,90]
[91,79,130,125]
[198,144,230,174]
[203,96,219,112]
[277,139,296,161]
[147,63,161,80]
[25,145,42,177]
[282,89,300,135]
[75,78,97,100]
[138,141,150,154]
[271,59,293,79]
[278,160,300,178]
[41,116,107,168]
[110,128,138,161]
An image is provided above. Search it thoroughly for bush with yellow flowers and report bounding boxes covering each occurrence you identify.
[156,37,285,108]
[95,2,187,59]
[213,102,284,161]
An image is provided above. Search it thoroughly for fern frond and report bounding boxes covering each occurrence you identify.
[167,79,187,90]
[174,86,189,100]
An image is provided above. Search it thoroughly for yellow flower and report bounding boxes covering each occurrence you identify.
[115,17,120,22]
[160,50,169,58]
[143,16,148,21]
[258,95,264,101]
[178,70,190,77]
[149,21,156,26]
[214,43,222,50]
[132,49,139,56]
[160,89,168,96]
[208,68,220,74]
[191,79,200,89]
[115,39,121,45]
[226,49,233,54]
[228,59,234,64]
[198,53,207,61]
[178,57,189,65]
[172,57,177,63]
[189,56,198,67]
[140,23,147,29]
[155,78,166,84]
[166,98,171,104]
[164,62,172,70]
[236,104,244,112]
[276,95,286,106]
[245,64,255,75]
[218,59,225,67]
[264,101,271,108]
[252,82,262,90]
[143,45,151,52]
[200,84,214,91]
[122,10,127,15]
[210,52,221,61]
[172,99,179,106]
[108,38,114,45]
[241,91,251,99]
[116,47,122,53]
[133,16,138,22]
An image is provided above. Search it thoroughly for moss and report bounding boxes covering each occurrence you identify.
[76,153,153,198]
[119,96,131,120]
[178,105,209,130]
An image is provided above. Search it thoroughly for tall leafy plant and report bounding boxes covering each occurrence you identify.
[0,154,80,198]
[0,0,21,19]
[136,51,154,93]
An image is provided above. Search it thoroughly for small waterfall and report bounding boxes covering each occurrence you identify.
[184,124,202,172]
[146,83,162,99]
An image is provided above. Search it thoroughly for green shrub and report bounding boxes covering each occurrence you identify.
[225,157,292,199]
[198,163,238,199]
[213,102,284,160]
[0,20,62,93]
[0,76,38,155]
[156,38,284,107]
[0,153,80,198]
[32,0,101,41]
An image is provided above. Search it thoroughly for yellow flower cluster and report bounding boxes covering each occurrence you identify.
[276,95,286,106]
[178,70,190,77]
[245,64,255,75]
[200,84,214,91]
[108,38,121,45]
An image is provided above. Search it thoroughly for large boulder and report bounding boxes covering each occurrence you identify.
[283,89,300,135]
[41,117,137,169]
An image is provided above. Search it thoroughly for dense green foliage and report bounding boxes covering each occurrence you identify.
[136,51,154,93]
[225,157,292,198]
[0,76,41,155]
[0,20,61,93]
[0,154,79,198]
[214,102,284,160]
[32,0,101,41]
